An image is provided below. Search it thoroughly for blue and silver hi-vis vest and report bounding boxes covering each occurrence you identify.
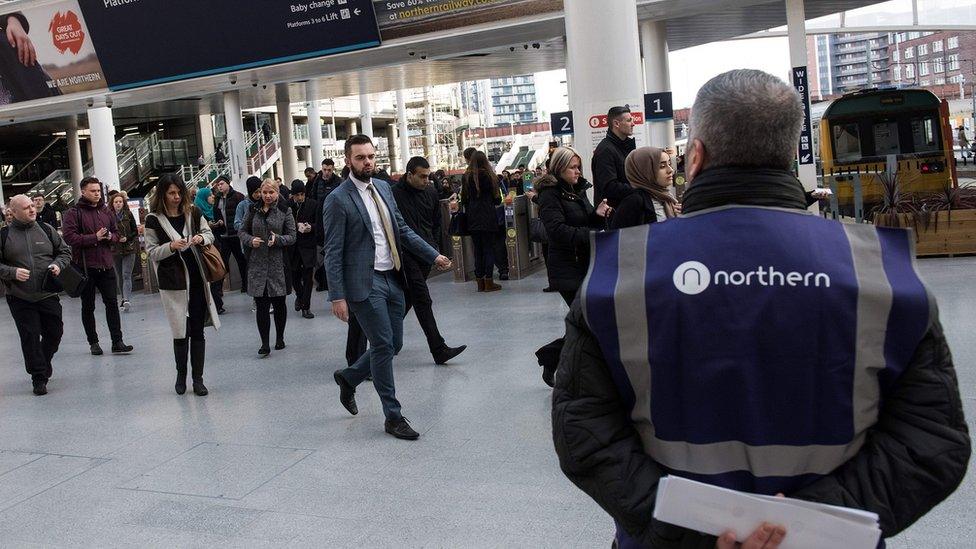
[582,206,933,546]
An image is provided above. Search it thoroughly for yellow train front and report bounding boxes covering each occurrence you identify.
[819,88,956,218]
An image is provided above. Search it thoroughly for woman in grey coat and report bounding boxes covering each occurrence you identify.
[240,179,296,357]
[144,174,220,395]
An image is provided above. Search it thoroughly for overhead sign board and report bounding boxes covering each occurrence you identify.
[0,1,107,104]
[78,0,381,91]
[792,66,814,165]
[644,92,674,121]
[550,111,574,136]
[374,0,561,39]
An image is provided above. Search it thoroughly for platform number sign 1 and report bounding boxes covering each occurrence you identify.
[792,66,814,165]
[643,92,673,121]
[551,111,574,136]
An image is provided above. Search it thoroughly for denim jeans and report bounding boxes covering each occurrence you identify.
[113,253,136,302]
[339,271,406,421]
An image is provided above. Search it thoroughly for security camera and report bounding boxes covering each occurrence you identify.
[532,43,540,49]
[250,78,259,87]
[510,46,516,52]
[409,51,416,56]
[523,44,529,50]
[262,84,268,90]
[420,54,427,60]
[229,75,238,85]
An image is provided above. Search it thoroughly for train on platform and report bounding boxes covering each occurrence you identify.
[818,88,958,219]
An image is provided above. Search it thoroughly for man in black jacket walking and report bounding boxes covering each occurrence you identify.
[288,180,318,319]
[392,157,466,365]
[0,195,71,395]
[213,175,248,302]
[592,105,637,209]
[553,70,970,548]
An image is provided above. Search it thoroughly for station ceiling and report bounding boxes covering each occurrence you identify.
[0,0,883,138]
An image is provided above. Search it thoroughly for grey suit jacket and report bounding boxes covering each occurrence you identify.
[323,177,439,303]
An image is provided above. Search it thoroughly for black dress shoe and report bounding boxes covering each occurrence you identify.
[333,371,358,415]
[542,286,556,293]
[499,273,510,281]
[217,307,227,315]
[258,346,271,357]
[32,382,47,396]
[90,343,103,356]
[274,341,286,350]
[302,310,315,319]
[111,341,134,354]
[385,417,419,440]
[433,345,467,365]
[294,301,301,312]
[193,381,208,396]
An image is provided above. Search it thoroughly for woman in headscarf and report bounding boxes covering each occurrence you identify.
[192,186,225,313]
[611,146,679,230]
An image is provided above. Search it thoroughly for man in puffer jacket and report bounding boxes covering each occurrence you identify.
[552,70,970,548]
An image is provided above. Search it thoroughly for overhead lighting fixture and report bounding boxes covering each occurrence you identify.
[122,126,139,132]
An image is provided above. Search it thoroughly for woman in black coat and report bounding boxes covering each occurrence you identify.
[460,151,503,292]
[534,146,610,386]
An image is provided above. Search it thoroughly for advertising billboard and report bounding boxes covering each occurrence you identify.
[375,0,562,39]
[0,1,106,105]
[77,0,382,91]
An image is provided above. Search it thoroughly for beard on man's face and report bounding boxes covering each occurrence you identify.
[352,165,374,181]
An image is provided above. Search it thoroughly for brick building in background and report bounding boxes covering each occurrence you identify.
[888,31,976,99]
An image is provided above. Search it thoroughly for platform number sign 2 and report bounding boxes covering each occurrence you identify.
[644,92,673,121]
[551,111,574,136]
[792,66,814,165]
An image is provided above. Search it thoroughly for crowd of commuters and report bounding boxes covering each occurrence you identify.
[0,67,970,548]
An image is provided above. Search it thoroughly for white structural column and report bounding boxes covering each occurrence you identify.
[386,124,399,173]
[786,0,817,193]
[306,80,324,169]
[397,89,410,165]
[196,115,215,158]
[87,98,120,191]
[640,20,675,150]
[563,0,645,181]
[424,86,436,165]
[275,83,300,183]
[223,90,247,185]
[359,73,373,139]
[67,118,84,196]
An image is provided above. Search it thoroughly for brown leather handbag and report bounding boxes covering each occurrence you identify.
[192,209,227,283]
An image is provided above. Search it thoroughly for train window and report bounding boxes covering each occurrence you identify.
[911,117,939,152]
[873,121,900,155]
[833,123,861,162]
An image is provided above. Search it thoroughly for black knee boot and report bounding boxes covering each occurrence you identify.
[190,338,208,396]
[174,338,189,395]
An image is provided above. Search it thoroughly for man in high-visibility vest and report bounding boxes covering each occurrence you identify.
[552,69,970,549]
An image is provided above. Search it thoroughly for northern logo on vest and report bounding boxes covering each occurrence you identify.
[673,261,831,295]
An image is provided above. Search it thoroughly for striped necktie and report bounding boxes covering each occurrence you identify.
[366,183,401,270]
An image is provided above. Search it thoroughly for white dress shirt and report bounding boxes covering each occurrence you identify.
[351,174,395,271]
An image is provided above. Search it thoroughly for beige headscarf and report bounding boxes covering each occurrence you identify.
[625,147,678,219]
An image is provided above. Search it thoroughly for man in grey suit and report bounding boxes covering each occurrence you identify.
[324,135,452,440]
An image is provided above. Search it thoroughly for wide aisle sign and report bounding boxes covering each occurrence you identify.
[78,0,381,91]
[792,66,814,165]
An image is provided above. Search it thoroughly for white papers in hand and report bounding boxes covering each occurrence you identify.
[652,476,881,549]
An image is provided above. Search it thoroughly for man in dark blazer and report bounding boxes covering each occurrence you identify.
[324,135,452,440]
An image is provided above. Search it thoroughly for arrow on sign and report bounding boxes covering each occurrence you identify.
[354,8,362,15]
[801,154,811,163]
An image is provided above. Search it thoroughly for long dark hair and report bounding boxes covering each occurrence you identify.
[465,151,498,198]
[149,173,190,215]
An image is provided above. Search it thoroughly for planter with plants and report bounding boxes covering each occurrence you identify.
[870,172,976,256]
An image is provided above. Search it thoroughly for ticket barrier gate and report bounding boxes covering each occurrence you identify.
[446,195,545,283]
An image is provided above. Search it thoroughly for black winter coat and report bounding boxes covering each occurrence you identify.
[288,198,319,269]
[214,189,245,238]
[536,175,605,293]
[461,169,501,232]
[552,189,971,548]
[592,130,637,209]
[610,190,661,230]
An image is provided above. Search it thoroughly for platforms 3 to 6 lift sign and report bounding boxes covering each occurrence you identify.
[77,0,381,91]
[792,66,814,165]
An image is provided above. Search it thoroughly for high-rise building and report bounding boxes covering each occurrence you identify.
[461,74,539,126]
[812,32,893,95]
[888,31,976,90]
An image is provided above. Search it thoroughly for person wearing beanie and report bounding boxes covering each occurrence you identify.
[288,179,319,318]
[213,175,247,299]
